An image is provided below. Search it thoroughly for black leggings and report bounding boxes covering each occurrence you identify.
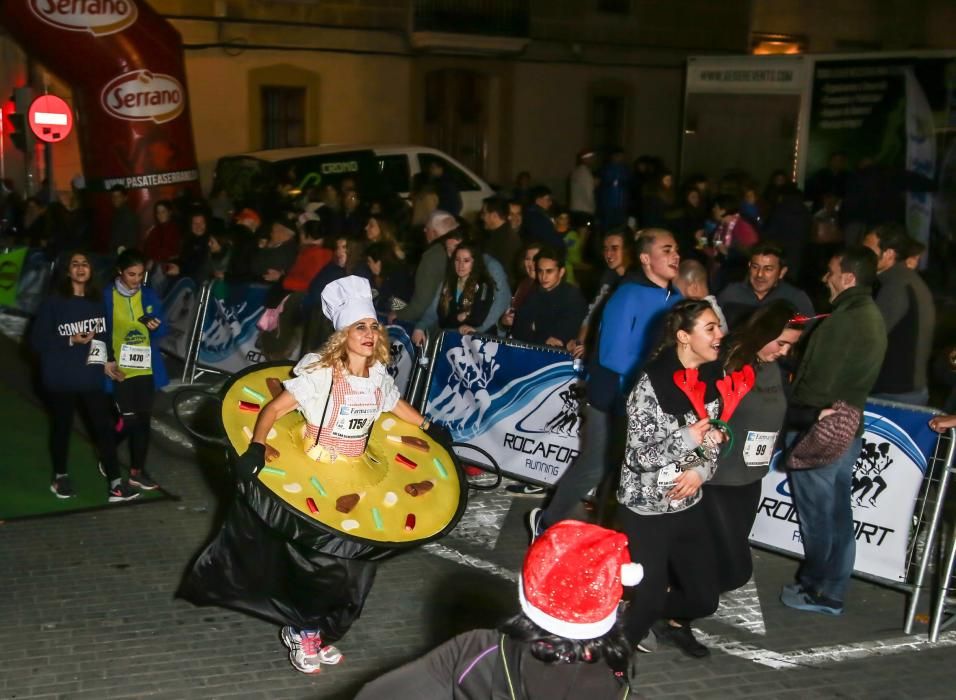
[46,390,120,482]
[700,481,763,593]
[616,504,720,644]
[113,375,154,471]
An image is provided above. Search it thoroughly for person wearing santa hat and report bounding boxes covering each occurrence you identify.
[354,519,640,698]
[236,276,439,674]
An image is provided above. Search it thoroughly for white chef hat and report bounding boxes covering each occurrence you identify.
[321,276,378,331]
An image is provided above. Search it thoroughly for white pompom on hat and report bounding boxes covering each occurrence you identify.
[321,276,378,331]
[519,520,643,640]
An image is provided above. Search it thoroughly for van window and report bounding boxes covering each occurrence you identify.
[418,154,480,192]
[378,155,411,193]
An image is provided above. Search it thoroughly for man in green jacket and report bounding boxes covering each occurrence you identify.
[781,246,887,616]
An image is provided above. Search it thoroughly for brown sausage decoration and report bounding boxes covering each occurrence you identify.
[336,493,361,513]
[386,435,430,452]
[404,480,435,497]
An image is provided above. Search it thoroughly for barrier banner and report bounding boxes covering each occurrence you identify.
[386,324,415,398]
[160,276,200,359]
[424,332,582,485]
[0,248,28,307]
[750,400,938,583]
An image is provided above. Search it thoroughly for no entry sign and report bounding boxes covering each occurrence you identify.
[28,95,73,143]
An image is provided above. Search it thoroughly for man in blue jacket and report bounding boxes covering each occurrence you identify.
[528,229,681,518]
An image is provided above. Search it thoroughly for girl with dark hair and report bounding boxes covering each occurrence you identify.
[103,249,169,491]
[702,301,803,592]
[437,242,496,334]
[355,520,638,698]
[29,251,138,501]
[616,299,729,658]
[143,199,182,268]
[365,241,413,313]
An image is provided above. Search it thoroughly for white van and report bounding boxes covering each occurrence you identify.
[213,144,494,218]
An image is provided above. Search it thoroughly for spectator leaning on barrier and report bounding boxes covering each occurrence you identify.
[717,243,814,329]
[862,224,935,406]
[393,210,461,330]
[780,246,886,617]
[511,247,586,348]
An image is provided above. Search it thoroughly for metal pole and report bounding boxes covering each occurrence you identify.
[44,141,53,204]
[930,518,956,642]
[181,280,211,384]
[904,428,956,634]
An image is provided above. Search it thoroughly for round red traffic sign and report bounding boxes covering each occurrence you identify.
[28,94,73,143]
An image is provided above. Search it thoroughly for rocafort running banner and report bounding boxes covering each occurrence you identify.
[424,332,582,485]
[750,399,939,584]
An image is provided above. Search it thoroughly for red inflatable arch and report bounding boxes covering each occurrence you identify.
[0,0,201,250]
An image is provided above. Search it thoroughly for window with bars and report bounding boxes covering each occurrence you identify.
[261,86,306,150]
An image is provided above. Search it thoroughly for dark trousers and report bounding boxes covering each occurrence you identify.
[700,481,763,593]
[541,404,620,528]
[617,504,720,644]
[113,375,154,471]
[46,389,120,482]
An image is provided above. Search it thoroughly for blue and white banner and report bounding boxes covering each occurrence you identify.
[424,332,582,485]
[750,399,939,583]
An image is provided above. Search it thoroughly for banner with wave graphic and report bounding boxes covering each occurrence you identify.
[424,332,582,485]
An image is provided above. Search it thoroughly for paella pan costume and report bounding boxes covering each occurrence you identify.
[179,277,466,674]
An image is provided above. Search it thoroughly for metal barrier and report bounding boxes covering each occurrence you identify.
[904,428,955,637]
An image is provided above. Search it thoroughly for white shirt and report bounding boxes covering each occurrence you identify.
[570,164,596,214]
[283,354,400,426]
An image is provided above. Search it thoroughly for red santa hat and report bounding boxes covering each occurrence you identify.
[519,520,643,640]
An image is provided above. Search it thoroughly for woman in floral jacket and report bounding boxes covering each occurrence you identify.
[617,299,727,658]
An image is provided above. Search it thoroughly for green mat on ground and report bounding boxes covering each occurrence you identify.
[0,384,172,520]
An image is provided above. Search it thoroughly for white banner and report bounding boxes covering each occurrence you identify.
[750,402,938,583]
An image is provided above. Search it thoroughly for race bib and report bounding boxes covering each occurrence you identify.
[330,395,378,439]
[86,339,107,366]
[119,343,151,370]
[742,430,777,467]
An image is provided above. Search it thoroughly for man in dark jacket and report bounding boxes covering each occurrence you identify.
[781,246,886,616]
[512,248,585,347]
[523,186,565,252]
[108,185,139,256]
[862,223,935,405]
[717,243,814,328]
[481,196,521,287]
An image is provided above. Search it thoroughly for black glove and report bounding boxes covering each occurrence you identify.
[425,421,454,452]
[235,442,266,482]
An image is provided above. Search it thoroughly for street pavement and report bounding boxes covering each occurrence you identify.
[1,321,955,700]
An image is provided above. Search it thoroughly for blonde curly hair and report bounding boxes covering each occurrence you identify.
[303,321,390,375]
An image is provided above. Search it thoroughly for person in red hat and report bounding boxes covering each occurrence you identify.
[354,520,641,698]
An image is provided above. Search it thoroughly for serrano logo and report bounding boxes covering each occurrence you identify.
[101,70,185,124]
[29,0,138,36]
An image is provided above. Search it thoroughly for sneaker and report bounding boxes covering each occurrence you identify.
[280,626,343,674]
[780,586,844,616]
[527,507,544,543]
[50,475,75,499]
[128,470,159,491]
[653,621,709,658]
[108,482,141,503]
[636,628,657,653]
[505,483,546,496]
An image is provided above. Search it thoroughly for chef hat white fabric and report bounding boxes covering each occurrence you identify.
[321,276,378,331]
